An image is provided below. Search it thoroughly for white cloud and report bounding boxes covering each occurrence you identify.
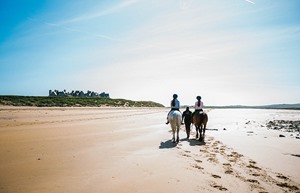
[245,0,255,5]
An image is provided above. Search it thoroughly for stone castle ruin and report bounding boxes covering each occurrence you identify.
[49,90,109,98]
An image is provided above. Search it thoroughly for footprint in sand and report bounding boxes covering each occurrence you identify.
[247,164,261,170]
[212,174,221,179]
[227,152,243,162]
[211,183,227,191]
[222,163,234,175]
[276,182,299,191]
[247,179,260,184]
[225,169,234,174]
[200,149,209,154]
[194,159,202,163]
[276,174,289,180]
[193,164,204,170]
[180,153,191,157]
[213,147,219,153]
[223,163,231,166]
[207,153,219,163]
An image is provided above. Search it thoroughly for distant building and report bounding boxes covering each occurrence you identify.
[48,89,110,98]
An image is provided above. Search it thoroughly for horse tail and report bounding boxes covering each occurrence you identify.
[175,111,182,127]
[203,113,208,126]
[174,112,179,124]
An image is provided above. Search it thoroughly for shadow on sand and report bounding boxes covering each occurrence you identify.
[159,138,206,149]
[188,138,206,146]
[159,140,177,149]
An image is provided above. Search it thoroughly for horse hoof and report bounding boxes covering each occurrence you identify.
[176,138,179,143]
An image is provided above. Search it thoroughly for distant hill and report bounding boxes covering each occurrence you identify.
[0,96,164,107]
[206,103,300,110]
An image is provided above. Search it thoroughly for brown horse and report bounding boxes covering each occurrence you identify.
[193,111,208,141]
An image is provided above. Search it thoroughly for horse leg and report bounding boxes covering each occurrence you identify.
[196,126,199,139]
[171,124,176,143]
[202,123,206,141]
[176,127,179,143]
[172,131,176,143]
[172,134,175,143]
[175,122,181,143]
[199,125,203,141]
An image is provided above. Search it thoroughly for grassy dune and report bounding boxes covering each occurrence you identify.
[0,96,164,107]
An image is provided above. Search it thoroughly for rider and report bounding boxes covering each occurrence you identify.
[192,96,203,117]
[165,94,180,124]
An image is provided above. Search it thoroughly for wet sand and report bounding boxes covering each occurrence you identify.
[0,107,299,193]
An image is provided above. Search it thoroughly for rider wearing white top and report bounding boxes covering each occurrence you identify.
[194,101,203,110]
[194,96,203,111]
[192,96,203,117]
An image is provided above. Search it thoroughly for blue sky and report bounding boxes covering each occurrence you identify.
[0,0,299,106]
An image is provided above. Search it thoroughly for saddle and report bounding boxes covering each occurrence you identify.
[196,109,204,115]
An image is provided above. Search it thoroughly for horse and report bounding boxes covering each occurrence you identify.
[168,110,182,143]
[192,111,208,141]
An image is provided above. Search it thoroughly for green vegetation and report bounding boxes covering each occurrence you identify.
[0,96,164,107]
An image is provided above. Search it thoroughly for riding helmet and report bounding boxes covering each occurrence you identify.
[173,94,178,99]
[196,96,201,100]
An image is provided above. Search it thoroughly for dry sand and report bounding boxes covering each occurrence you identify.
[0,107,299,193]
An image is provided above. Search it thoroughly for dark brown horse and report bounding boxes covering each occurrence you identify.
[193,111,208,141]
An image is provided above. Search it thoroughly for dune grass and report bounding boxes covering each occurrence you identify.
[0,96,164,107]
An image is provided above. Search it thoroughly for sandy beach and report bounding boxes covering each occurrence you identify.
[0,107,299,193]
